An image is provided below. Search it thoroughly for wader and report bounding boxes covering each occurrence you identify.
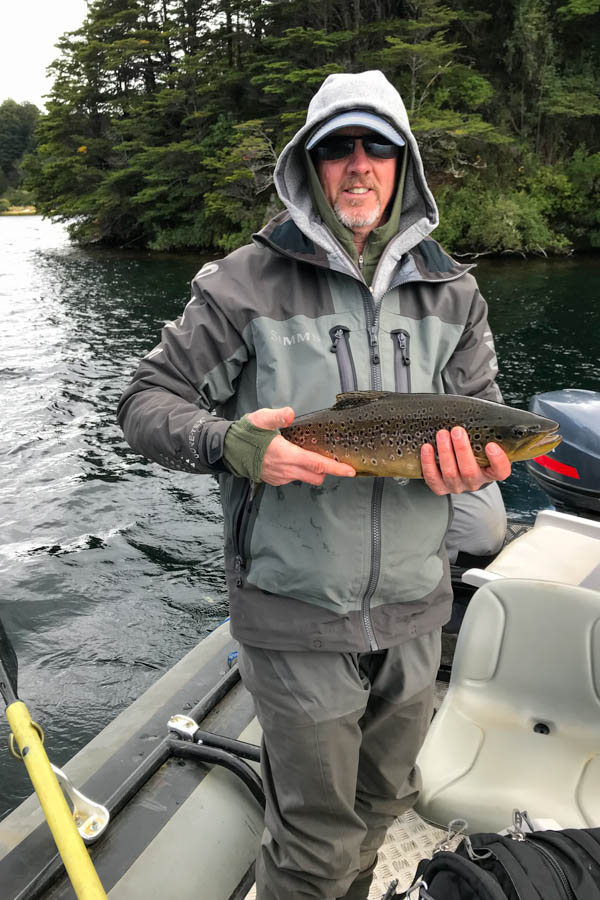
[446,482,507,565]
[239,629,441,900]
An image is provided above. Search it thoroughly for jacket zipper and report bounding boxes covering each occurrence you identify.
[329,326,357,393]
[233,482,259,587]
[358,283,382,651]
[331,319,378,647]
[525,837,576,900]
[361,479,384,650]
[391,329,411,393]
[359,279,417,649]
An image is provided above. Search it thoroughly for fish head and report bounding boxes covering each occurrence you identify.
[491,412,562,462]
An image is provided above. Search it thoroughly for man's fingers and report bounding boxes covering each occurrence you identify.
[261,437,356,485]
[248,406,295,430]
[277,442,356,480]
[450,427,485,491]
[420,443,449,495]
[297,447,356,479]
[484,442,512,481]
[435,429,463,491]
[421,429,512,496]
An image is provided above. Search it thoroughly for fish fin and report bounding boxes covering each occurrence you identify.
[332,391,392,410]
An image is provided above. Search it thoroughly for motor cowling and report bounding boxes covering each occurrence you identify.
[526,389,600,518]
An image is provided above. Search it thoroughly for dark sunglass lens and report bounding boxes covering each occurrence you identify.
[362,139,399,159]
[315,137,355,161]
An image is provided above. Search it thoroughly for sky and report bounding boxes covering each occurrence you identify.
[2,1,89,110]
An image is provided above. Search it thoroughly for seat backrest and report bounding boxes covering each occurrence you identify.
[450,579,600,729]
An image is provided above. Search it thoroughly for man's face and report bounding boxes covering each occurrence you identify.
[315,127,398,234]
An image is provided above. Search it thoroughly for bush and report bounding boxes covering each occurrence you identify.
[434,176,571,256]
[5,186,35,206]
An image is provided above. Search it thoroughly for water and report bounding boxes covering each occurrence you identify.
[0,217,598,819]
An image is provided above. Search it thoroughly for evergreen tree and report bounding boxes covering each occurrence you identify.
[20,0,600,254]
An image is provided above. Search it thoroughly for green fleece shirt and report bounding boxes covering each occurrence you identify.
[224,150,408,480]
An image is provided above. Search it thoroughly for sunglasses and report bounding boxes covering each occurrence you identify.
[311,133,401,162]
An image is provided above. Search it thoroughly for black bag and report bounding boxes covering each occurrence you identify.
[397,828,600,900]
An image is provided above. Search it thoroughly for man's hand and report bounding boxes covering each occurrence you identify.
[247,407,356,486]
[420,426,511,496]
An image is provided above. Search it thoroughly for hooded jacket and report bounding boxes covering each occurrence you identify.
[117,70,501,653]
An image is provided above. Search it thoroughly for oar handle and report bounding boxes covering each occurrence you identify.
[6,701,107,900]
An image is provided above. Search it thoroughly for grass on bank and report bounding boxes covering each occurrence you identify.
[0,206,37,215]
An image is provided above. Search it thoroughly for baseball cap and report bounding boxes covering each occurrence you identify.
[305,110,405,150]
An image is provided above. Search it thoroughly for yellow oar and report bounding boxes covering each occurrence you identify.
[0,620,107,899]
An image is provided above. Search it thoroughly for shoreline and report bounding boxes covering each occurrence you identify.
[1,212,596,261]
[0,206,37,216]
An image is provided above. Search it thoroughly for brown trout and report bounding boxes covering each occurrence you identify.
[280,391,561,478]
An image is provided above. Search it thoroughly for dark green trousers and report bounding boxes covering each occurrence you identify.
[239,629,441,900]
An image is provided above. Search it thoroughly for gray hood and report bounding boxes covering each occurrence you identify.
[273,70,439,296]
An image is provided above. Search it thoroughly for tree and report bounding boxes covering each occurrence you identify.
[20,0,600,253]
[0,100,40,193]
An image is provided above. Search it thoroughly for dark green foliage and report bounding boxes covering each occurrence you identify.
[16,0,600,253]
[0,100,40,206]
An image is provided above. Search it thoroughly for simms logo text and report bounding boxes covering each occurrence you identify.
[269,330,321,346]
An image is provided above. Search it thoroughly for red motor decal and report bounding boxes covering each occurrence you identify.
[534,454,580,479]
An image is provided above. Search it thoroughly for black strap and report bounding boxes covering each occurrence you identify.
[403,851,510,900]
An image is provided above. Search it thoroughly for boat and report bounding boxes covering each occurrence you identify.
[1,390,599,900]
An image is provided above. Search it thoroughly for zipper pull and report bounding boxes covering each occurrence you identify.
[234,554,244,587]
[358,253,364,271]
[368,324,380,365]
[397,332,410,365]
[330,327,343,353]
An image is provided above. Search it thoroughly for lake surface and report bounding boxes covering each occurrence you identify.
[0,216,598,818]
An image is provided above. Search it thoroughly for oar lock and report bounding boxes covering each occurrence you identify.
[168,713,199,741]
[8,718,109,843]
[49,764,110,843]
[9,719,44,759]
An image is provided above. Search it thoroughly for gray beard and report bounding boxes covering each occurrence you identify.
[334,198,381,230]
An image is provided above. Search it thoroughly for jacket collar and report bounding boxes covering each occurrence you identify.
[254,213,474,287]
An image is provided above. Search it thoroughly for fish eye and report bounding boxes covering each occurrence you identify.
[513,426,526,438]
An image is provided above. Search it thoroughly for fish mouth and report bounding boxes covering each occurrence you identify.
[512,425,562,462]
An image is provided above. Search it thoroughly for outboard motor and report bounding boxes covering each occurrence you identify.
[526,389,600,519]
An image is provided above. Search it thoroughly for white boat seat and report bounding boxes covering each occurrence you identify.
[462,509,600,589]
[415,578,600,833]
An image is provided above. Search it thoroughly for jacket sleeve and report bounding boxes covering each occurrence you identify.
[116,271,250,475]
[442,286,503,404]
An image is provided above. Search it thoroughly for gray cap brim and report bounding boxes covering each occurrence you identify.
[305,110,406,150]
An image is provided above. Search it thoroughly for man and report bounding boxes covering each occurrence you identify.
[118,70,510,899]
